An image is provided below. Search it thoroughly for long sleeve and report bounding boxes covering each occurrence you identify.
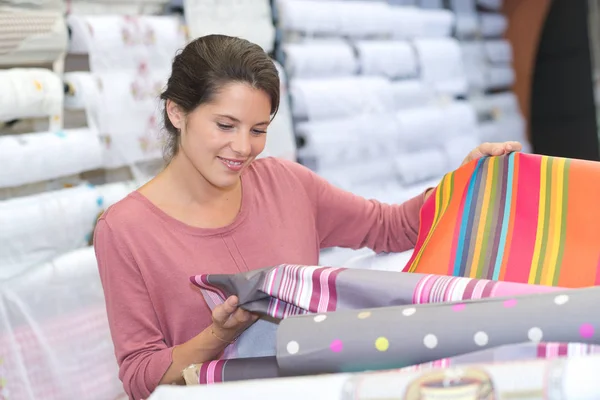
[94,218,173,400]
[283,159,427,253]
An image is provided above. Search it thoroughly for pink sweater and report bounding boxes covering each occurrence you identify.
[93,157,426,399]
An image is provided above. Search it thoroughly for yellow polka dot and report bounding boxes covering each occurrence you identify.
[53,115,60,121]
[375,337,389,352]
[33,80,42,91]
[357,311,371,319]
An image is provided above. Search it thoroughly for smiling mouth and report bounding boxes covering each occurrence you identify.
[218,156,246,171]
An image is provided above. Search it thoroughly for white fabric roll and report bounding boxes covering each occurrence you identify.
[454,13,479,37]
[0,247,124,400]
[259,61,297,162]
[283,41,357,78]
[389,6,424,39]
[68,15,185,72]
[67,1,167,15]
[0,7,67,66]
[395,106,445,151]
[185,0,275,53]
[0,128,103,189]
[0,68,63,123]
[93,71,167,168]
[479,12,507,37]
[390,80,436,110]
[355,41,418,79]
[471,92,521,118]
[337,1,393,37]
[444,134,480,168]
[63,72,100,112]
[460,42,487,89]
[394,148,448,186]
[0,182,134,279]
[290,77,395,120]
[485,65,515,90]
[318,159,396,188]
[440,101,479,138]
[419,8,455,37]
[484,39,513,64]
[413,38,468,96]
[479,115,527,146]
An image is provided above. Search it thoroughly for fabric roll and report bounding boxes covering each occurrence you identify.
[67,15,185,72]
[413,38,468,96]
[485,65,515,90]
[0,247,124,400]
[479,12,507,37]
[1,0,65,10]
[0,7,67,66]
[470,91,521,119]
[355,41,418,79]
[283,41,357,78]
[337,1,393,38]
[440,101,479,138]
[0,68,63,123]
[478,115,528,148]
[183,357,280,385]
[454,13,479,38]
[395,106,445,151]
[419,8,455,37]
[389,6,425,39]
[258,61,296,162]
[184,0,275,52]
[0,128,103,189]
[67,0,168,15]
[192,265,561,358]
[290,77,395,120]
[394,149,448,186]
[484,39,513,64]
[0,182,133,279]
[93,71,166,168]
[63,72,100,111]
[342,354,600,400]
[389,80,436,110]
[405,152,600,287]
[460,42,487,89]
[444,134,480,168]
[275,286,600,376]
[317,160,397,190]
[477,0,502,10]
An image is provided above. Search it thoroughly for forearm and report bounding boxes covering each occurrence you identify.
[159,323,233,385]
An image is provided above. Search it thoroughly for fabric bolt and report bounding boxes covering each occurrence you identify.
[394,149,448,186]
[0,8,68,66]
[413,38,468,96]
[94,157,426,400]
[0,128,103,189]
[0,68,64,125]
[282,41,357,78]
[0,247,123,400]
[355,41,418,79]
[405,152,600,288]
[275,286,600,376]
[192,265,561,358]
[479,12,508,37]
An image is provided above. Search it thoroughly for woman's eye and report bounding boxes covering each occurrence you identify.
[217,123,233,130]
[252,130,267,135]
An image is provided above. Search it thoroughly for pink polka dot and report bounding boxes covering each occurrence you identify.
[452,303,466,312]
[330,339,343,353]
[580,323,595,339]
[503,299,517,308]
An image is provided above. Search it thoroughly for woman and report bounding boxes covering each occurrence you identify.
[93,34,521,399]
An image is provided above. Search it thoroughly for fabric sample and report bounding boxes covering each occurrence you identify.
[183,357,280,385]
[405,153,600,288]
[276,286,600,376]
[192,265,561,358]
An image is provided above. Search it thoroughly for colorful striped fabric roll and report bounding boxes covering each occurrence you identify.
[405,152,600,288]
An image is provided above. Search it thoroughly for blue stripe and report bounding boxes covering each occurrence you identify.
[492,153,515,280]
[452,157,486,276]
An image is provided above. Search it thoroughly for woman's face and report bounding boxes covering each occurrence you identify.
[169,82,272,190]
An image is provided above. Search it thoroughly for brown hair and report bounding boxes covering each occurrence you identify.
[160,34,280,162]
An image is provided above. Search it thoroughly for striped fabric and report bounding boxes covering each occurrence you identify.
[405,153,600,288]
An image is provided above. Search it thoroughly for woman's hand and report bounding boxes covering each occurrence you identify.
[461,141,522,166]
[210,295,258,343]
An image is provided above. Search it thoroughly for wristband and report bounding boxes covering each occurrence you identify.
[211,328,237,344]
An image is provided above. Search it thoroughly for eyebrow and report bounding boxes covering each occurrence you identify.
[215,114,270,126]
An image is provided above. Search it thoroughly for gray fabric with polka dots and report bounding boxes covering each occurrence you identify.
[276,288,596,375]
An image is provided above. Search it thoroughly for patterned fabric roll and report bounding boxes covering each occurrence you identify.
[405,152,600,288]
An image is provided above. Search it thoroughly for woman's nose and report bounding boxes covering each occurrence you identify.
[231,131,252,156]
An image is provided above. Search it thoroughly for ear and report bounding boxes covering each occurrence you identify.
[166,99,184,130]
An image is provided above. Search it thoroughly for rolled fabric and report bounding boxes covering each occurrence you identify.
[477,0,502,11]
[191,264,561,358]
[63,72,100,111]
[405,152,600,287]
[183,357,280,385]
[0,247,124,400]
[388,6,425,39]
[413,38,468,96]
[479,12,507,37]
[443,134,480,168]
[389,80,436,110]
[484,39,513,64]
[470,91,521,118]
[0,68,63,123]
[276,286,600,376]
[290,77,395,120]
[355,40,418,79]
[336,1,393,38]
[394,106,445,151]
[282,40,357,78]
[0,128,103,189]
[460,41,487,89]
[0,8,67,67]
[485,65,515,90]
[394,149,448,186]
[478,114,528,148]
[277,0,344,35]
[419,8,455,37]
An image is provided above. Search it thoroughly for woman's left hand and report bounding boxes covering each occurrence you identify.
[461,141,523,166]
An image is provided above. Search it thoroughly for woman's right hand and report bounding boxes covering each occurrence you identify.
[211,295,258,342]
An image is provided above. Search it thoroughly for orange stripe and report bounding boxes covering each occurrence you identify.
[557,159,600,287]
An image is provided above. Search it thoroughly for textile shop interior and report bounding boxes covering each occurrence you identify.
[1,0,600,399]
